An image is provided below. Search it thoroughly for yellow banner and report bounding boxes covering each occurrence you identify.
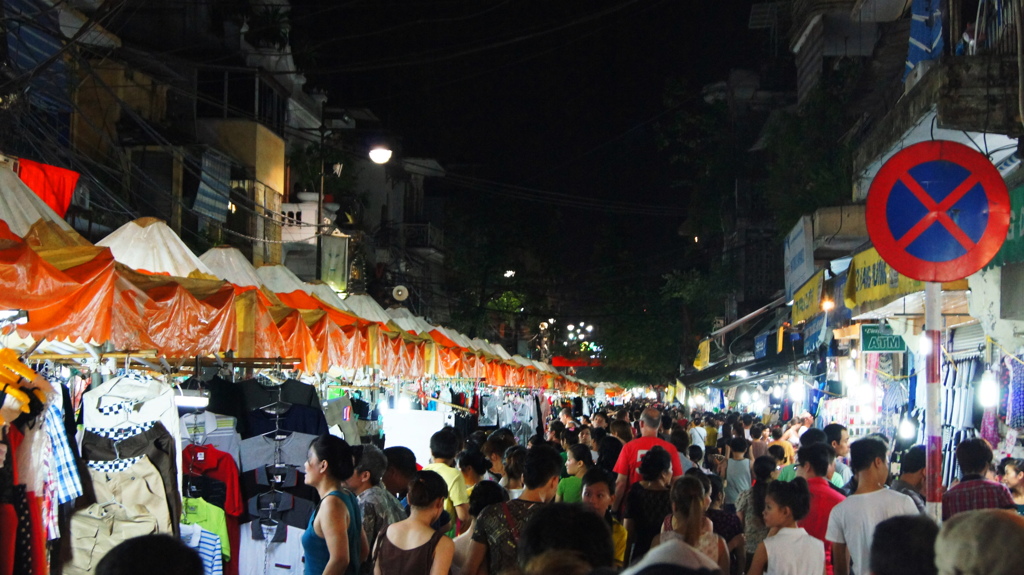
[792,269,825,324]
[693,339,710,371]
[843,247,923,309]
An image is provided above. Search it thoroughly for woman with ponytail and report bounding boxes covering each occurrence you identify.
[736,456,779,561]
[653,475,729,574]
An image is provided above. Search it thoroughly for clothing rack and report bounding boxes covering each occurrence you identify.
[397,389,476,414]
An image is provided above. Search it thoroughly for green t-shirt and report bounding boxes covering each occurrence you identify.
[557,476,583,503]
[778,463,846,488]
[182,497,230,561]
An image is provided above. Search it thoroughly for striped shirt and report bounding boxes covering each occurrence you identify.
[180,523,223,575]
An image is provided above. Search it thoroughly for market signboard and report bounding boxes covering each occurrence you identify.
[792,269,825,324]
[843,247,923,309]
[803,312,829,355]
[754,333,768,359]
[784,216,815,300]
[986,182,1024,269]
[861,323,906,353]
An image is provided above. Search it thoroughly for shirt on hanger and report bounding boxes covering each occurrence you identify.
[182,444,243,517]
[180,523,224,575]
[238,379,321,413]
[244,405,329,439]
[239,432,319,473]
[238,520,306,575]
[246,491,316,530]
[240,465,318,506]
[181,411,242,466]
[182,497,231,561]
[184,475,229,510]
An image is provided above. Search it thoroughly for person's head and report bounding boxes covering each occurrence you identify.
[799,427,827,448]
[596,435,623,474]
[797,443,836,479]
[935,509,1024,575]
[824,423,851,457]
[770,426,784,441]
[638,407,663,433]
[482,434,516,476]
[956,438,994,476]
[609,420,633,443]
[767,444,787,466]
[429,427,460,461]
[729,436,749,457]
[468,480,509,516]
[800,411,814,426]
[870,514,939,575]
[669,428,691,455]
[548,420,567,442]
[590,427,607,449]
[578,427,592,447]
[346,444,388,493]
[518,503,614,572]
[523,445,563,500]
[900,445,927,489]
[559,407,573,425]
[527,434,544,449]
[742,414,753,427]
[705,473,725,507]
[751,423,766,440]
[457,449,492,484]
[382,446,418,495]
[753,455,778,483]
[565,443,594,477]
[96,534,203,575]
[560,428,580,449]
[764,477,811,528]
[407,470,448,522]
[305,435,354,486]
[503,445,528,482]
[638,446,673,482]
[1003,458,1024,493]
[592,412,608,428]
[670,475,708,547]
[850,437,889,485]
[688,444,703,464]
[581,467,615,515]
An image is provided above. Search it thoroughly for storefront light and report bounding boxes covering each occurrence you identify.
[771,385,782,398]
[919,332,932,356]
[750,400,765,413]
[899,416,917,439]
[979,369,999,408]
[789,380,806,402]
[740,391,751,404]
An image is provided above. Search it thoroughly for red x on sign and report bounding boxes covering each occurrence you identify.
[866,140,1010,282]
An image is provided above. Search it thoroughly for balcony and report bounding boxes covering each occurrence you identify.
[402,223,444,253]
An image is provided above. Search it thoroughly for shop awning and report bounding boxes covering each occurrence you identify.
[710,295,787,338]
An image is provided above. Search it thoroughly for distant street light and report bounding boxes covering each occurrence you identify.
[369,146,393,164]
[504,270,516,278]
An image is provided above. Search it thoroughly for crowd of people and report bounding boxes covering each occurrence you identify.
[92,403,1024,575]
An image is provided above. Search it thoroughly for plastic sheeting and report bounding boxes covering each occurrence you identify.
[199,246,264,288]
[0,167,83,244]
[98,218,216,278]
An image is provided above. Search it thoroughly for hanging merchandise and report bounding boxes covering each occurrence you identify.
[1004,354,1024,429]
[16,158,80,218]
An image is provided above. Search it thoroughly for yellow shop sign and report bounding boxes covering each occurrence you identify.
[792,269,824,324]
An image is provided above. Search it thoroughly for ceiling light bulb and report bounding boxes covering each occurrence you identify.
[899,417,917,439]
[740,391,751,404]
[979,370,999,408]
[789,381,806,402]
[369,147,392,164]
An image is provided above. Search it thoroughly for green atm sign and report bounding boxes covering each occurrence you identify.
[861,324,906,353]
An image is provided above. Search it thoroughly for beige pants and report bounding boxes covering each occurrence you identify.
[64,503,158,575]
[88,455,173,534]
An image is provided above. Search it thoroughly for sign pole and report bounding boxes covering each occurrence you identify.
[924,281,943,522]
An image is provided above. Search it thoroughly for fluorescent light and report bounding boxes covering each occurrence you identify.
[174,395,209,408]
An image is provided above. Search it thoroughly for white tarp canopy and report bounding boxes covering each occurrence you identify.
[97,218,214,277]
[255,264,310,295]
[343,294,393,324]
[0,166,82,240]
[307,283,348,312]
[199,246,263,287]
[386,307,436,334]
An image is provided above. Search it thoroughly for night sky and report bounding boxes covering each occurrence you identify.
[290,0,760,291]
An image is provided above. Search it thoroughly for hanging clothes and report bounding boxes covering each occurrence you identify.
[181,411,242,467]
[16,158,79,217]
[1005,355,1024,429]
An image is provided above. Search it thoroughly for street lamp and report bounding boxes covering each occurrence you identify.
[369,146,393,164]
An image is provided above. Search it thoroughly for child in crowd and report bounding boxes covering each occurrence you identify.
[748,477,825,575]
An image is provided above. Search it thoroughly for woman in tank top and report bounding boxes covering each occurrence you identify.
[302,435,369,575]
[373,470,454,575]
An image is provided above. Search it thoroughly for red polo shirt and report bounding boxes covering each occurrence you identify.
[800,476,845,542]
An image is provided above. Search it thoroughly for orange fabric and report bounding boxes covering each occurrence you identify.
[0,234,115,343]
[277,310,318,373]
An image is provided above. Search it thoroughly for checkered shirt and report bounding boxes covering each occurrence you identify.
[941,477,1015,521]
[44,400,82,505]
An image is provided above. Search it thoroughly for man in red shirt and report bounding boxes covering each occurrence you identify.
[611,408,683,512]
[797,442,845,573]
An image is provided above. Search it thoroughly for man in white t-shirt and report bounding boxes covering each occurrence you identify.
[688,418,707,451]
[826,437,919,575]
